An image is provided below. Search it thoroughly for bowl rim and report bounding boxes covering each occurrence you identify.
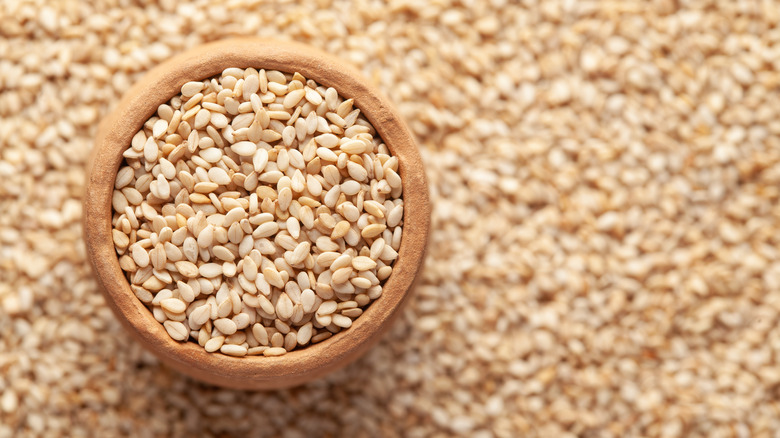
[83,38,430,390]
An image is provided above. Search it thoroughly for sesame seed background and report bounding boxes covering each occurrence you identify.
[2,0,780,436]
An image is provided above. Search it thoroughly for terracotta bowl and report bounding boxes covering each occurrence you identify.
[83,38,430,390]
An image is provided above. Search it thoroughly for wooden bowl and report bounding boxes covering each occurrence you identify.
[83,38,430,390]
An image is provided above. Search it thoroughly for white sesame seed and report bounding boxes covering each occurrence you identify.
[315,133,339,148]
[340,140,366,155]
[361,224,386,239]
[331,314,352,329]
[230,140,257,157]
[317,300,338,315]
[188,304,211,327]
[131,244,150,268]
[204,336,225,353]
[220,344,247,357]
[276,293,294,320]
[352,256,377,271]
[181,81,204,97]
[152,119,168,138]
[253,221,279,238]
[197,224,214,248]
[214,318,237,335]
[263,347,287,357]
[198,263,223,278]
[173,260,197,279]
[340,180,361,196]
[242,74,259,100]
[207,167,231,185]
[163,320,189,341]
[161,298,186,314]
[283,88,306,108]
[143,137,159,163]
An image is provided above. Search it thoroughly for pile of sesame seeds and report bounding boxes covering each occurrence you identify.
[2,0,780,436]
[112,68,403,357]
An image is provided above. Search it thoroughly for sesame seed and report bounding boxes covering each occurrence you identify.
[163,320,189,341]
[263,347,287,357]
[220,344,248,357]
[160,298,186,314]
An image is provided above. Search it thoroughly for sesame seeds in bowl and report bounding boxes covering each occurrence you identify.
[113,67,405,357]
